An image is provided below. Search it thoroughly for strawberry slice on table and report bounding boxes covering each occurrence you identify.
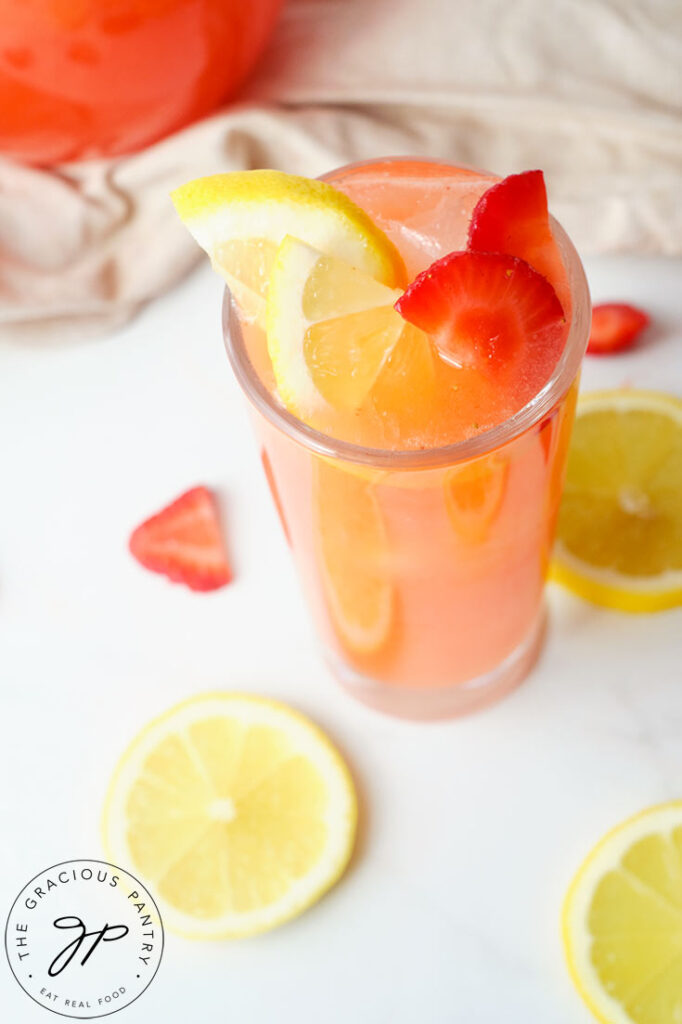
[587,302,650,355]
[129,486,231,592]
[467,169,570,314]
[394,251,566,387]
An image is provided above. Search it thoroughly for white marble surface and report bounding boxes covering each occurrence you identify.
[1,255,681,1023]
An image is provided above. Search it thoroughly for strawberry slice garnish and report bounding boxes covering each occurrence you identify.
[129,486,232,592]
[394,251,566,389]
[467,170,570,313]
[587,303,650,355]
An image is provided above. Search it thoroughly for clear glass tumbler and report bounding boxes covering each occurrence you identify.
[222,160,591,719]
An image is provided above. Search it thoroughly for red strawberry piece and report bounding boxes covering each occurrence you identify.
[467,169,570,314]
[587,303,650,355]
[395,251,566,389]
[129,486,232,592]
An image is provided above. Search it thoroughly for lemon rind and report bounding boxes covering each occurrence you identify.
[573,389,682,420]
[550,549,682,613]
[266,236,326,415]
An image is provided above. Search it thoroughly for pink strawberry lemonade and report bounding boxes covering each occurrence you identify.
[227,159,590,717]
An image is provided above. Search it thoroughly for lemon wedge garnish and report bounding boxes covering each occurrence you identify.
[102,693,357,939]
[266,235,431,420]
[171,170,406,325]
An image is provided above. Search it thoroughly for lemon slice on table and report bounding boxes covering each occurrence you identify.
[102,693,357,939]
[314,459,394,656]
[552,390,682,612]
[170,170,406,325]
[267,235,433,420]
[563,801,682,1024]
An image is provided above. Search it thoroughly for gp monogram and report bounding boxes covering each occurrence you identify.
[4,859,163,1019]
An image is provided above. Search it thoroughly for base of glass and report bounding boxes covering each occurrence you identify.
[325,604,547,721]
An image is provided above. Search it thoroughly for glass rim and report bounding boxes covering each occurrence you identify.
[222,157,591,470]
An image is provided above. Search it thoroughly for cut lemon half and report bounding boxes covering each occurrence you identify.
[315,459,394,656]
[170,170,406,325]
[552,390,682,612]
[102,693,357,939]
[563,801,682,1024]
[267,235,433,419]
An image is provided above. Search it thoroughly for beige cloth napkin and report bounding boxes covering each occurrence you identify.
[1,0,680,342]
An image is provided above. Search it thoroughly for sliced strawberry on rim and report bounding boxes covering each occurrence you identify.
[129,486,232,592]
[587,303,650,355]
[467,169,570,314]
[394,250,566,394]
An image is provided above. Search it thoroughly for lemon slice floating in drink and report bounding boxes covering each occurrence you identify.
[102,693,357,938]
[444,455,510,544]
[314,459,394,656]
[170,170,406,326]
[552,390,682,612]
[563,801,682,1024]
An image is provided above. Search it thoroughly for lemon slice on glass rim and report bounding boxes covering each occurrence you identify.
[102,693,357,939]
[266,235,434,422]
[170,170,406,326]
[552,389,682,612]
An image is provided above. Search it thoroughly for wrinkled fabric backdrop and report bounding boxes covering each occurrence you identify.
[1,0,680,341]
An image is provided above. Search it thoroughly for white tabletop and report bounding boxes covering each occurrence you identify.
[2,254,681,1024]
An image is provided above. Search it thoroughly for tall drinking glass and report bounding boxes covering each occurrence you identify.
[223,159,591,719]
